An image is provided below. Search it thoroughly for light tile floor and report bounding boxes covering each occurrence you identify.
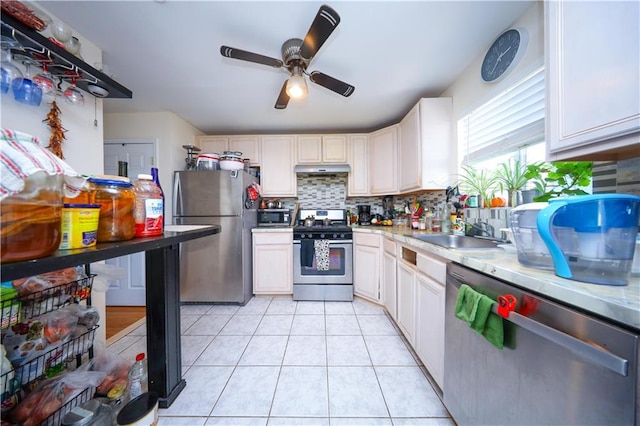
[108,296,454,426]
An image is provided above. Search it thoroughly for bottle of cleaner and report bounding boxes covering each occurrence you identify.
[128,353,148,400]
[133,174,164,237]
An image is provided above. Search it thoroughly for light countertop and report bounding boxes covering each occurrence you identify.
[352,226,640,332]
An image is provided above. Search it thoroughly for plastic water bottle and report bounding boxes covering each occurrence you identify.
[128,353,148,400]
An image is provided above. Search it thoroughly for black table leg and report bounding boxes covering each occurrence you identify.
[145,243,185,408]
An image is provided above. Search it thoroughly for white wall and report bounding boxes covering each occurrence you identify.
[441,1,544,160]
[1,9,108,343]
[104,112,204,221]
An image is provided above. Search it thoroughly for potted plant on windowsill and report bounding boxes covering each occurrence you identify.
[496,159,529,207]
[524,161,592,202]
[457,165,498,208]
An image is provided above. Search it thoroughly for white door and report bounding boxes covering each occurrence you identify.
[103,139,156,306]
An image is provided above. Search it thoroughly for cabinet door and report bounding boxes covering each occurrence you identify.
[416,273,445,389]
[353,237,381,302]
[396,259,416,345]
[196,135,228,153]
[322,135,348,163]
[229,136,260,166]
[260,135,297,197]
[399,103,421,192]
[253,233,293,294]
[369,125,398,195]
[296,135,323,164]
[546,1,640,159]
[382,250,397,320]
[419,98,454,189]
[347,134,369,196]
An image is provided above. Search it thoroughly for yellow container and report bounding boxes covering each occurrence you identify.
[60,204,101,249]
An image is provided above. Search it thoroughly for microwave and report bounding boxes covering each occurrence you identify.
[257,209,291,227]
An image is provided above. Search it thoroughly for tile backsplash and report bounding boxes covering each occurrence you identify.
[278,174,448,218]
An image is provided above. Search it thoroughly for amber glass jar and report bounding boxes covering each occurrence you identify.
[1,172,64,262]
[89,177,135,242]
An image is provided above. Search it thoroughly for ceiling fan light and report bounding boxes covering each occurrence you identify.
[286,74,307,99]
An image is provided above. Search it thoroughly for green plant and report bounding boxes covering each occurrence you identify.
[456,165,498,207]
[524,161,592,202]
[496,159,529,191]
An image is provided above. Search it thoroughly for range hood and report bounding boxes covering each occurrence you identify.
[294,164,351,174]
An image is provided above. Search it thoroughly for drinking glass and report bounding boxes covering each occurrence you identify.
[1,39,23,94]
[33,63,56,103]
[63,77,84,106]
[12,62,42,106]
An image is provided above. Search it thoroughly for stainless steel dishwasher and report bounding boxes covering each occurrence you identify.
[444,262,639,425]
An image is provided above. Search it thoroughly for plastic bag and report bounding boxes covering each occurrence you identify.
[40,308,78,345]
[91,342,132,396]
[10,363,105,426]
[12,267,85,297]
[90,262,126,293]
[62,304,100,328]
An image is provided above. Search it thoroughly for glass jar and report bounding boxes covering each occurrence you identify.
[1,171,63,262]
[89,177,135,242]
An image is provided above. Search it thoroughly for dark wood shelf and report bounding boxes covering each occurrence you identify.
[1,12,132,99]
[1,227,219,281]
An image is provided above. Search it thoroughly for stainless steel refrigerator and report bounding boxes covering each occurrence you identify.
[173,170,257,303]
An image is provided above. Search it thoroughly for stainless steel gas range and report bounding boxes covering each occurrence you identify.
[292,209,353,301]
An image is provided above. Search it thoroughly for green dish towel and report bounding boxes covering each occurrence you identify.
[455,284,504,349]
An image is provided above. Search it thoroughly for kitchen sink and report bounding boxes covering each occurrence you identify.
[411,234,501,249]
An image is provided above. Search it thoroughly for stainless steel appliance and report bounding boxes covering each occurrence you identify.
[293,209,353,301]
[444,262,639,425]
[173,170,257,303]
[257,209,291,227]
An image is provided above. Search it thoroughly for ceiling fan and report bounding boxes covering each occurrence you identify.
[220,4,355,109]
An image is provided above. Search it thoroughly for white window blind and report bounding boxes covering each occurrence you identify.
[458,67,545,164]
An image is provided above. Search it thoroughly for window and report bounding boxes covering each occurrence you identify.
[458,66,546,171]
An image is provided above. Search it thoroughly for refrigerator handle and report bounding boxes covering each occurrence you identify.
[173,173,182,217]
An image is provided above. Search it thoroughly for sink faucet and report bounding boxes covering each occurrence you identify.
[462,220,495,238]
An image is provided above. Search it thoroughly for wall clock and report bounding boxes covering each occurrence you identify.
[481,28,528,83]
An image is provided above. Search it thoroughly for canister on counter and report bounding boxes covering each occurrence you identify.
[89,177,136,242]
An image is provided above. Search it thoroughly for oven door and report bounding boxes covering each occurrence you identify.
[293,240,353,285]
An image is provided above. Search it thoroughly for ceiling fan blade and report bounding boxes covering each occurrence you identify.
[309,71,354,97]
[220,45,283,68]
[300,5,341,61]
[275,80,290,109]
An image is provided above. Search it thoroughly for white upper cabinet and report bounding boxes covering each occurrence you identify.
[296,135,348,164]
[196,135,261,165]
[259,135,297,197]
[369,124,399,195]
[347,134,369,196]
[398,98,453,192]
[545,1,640,160]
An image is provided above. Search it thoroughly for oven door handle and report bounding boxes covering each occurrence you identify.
[293,240,352,245]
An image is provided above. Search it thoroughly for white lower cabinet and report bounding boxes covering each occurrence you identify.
[382,238,397,320]
[396,258,417,346]
[415,251,447,389]
[252,232,293,294]
[416,273,445,388]
[353,233,381,302]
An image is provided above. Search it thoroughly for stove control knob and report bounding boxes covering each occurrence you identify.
[339,233,345,238]
[307,233,312,239]
[320,233,325,239]
[333,233,338,239]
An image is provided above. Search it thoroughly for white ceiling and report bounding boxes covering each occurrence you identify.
[38,1,534,134]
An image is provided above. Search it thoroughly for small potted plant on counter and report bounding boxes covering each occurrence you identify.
[524,161,593,202]
[456,165,498,208]
[496,159,529,207]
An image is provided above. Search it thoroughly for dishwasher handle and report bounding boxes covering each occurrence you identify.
[449,272,629,377]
